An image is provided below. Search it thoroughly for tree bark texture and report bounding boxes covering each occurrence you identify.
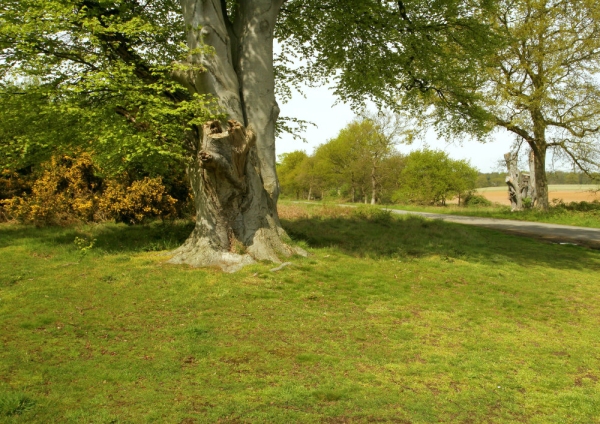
[528,150,537,207]
[170,0,302,272]
[505,152,523,211]
[531,110,549,211]
[532,147,549,210]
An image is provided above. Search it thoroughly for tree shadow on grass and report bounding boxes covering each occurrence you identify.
[0,220,195,254]
[281,214,600,272]
[1,214,599,271]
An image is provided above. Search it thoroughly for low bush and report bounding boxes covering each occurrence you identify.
[98,177,177,224]
[463,192,492,207]
[552,199,600,212]
[0,169,34,201]
[1,154,100,225]
[1,154,183,225]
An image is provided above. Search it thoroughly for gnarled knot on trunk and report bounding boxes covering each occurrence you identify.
[198,120,256,192]
[198,151,214,167]
[208,120,222,134]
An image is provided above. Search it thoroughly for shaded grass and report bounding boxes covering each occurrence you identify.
[1,206,600,423]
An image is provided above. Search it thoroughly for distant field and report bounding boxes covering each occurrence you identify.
[476,184,600,205]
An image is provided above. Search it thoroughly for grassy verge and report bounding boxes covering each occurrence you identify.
[373,203,600,229]
[1,205,600,422]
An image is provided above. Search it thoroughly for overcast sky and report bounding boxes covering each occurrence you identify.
[275,83,516,173]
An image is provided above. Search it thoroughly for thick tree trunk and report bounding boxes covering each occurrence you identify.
[531,110,549,211]
[169,121,299,272]
[528,150,537,206]
[170,0,302,272]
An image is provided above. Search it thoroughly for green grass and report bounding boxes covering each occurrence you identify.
[1,206,600,423]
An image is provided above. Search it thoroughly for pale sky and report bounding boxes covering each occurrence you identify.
[275,83,515,173]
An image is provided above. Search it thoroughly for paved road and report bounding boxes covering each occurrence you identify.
[387,209,600,248]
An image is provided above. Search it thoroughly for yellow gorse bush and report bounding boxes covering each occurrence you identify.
[2,154,99,225]
[1,154,179,225]
[98,177,177,224]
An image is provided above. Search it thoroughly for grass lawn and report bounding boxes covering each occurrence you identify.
[1,204,600,422]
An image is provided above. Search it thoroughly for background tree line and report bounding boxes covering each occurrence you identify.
[477,171,598,188]
[277,118,480,206]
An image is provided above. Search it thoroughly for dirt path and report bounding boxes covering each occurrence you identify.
[388,209,600,248]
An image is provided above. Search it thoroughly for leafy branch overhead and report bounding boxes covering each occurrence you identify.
[0,0,221,172]
[0,0,520,268]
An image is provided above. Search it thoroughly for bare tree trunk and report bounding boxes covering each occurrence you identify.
[307,186,312,201]
[169,0,303,272]
[351,187,355,203]
[505,152,522,211]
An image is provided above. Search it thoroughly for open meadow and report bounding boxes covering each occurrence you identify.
[476,185,600,206]
[1,203,599,423]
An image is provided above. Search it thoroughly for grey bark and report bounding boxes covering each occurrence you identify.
[531,109,549,211]
[532,147,549,210]
[170,0,303,272]
[505,150,538,211]
[505,152,523,211]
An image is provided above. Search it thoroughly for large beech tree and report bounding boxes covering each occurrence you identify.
[1,0,495,271]
[399,0,600,210]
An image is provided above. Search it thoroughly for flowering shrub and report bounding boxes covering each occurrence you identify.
[1,154,100,225]
[98,177,177,224]
[1,154,181,225]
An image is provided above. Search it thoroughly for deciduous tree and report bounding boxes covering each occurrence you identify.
[277,151,308,199]
[1,0,496,270]
[400,0,600,210]
[397,150,478,205]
